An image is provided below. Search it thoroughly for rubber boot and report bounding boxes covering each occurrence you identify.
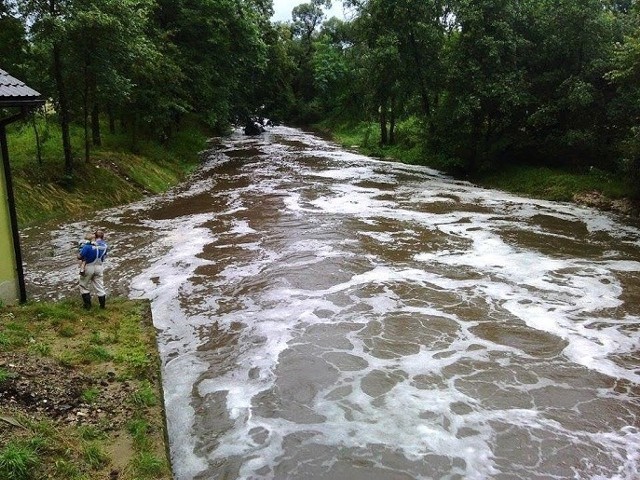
[82,293,92,310]
[98,296,106,309]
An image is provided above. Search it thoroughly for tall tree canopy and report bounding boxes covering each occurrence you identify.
[6,0,276,176]
[4,0,640,192]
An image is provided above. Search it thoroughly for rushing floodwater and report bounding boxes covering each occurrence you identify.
[22,126,640,479]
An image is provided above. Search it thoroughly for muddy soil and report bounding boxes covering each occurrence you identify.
[0,352,135,430]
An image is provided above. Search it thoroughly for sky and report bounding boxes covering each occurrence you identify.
[271,0,348,22]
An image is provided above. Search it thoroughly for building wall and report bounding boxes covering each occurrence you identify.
[0,160,19,304]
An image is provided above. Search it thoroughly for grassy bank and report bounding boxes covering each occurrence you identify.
[7,116,209,226]
[2,117,208,479]
[321,120,634,206]
[0,298,170,480]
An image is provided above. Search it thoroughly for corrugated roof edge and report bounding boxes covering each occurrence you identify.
[0,68,43,104]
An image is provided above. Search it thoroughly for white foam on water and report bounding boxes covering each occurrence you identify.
[410,215,639,382]
[161,353,210,478]
[205,130,638,478]
[311,165,399,185]
[127,212,217,479]
[229,219,257,235]
[23,126,640,479]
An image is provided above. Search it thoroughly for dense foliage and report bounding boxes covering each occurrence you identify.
[1,0,639,193]
[287,0,640,192]
[2,0,275,174]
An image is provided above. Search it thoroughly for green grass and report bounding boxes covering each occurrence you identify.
[0,321,30,350]
[80,387,100,404]
[0,368,11,383]
[29,302,79,322]
[7,115,208,227]
[28,342,51,356]
[82,443,108,469]
[0,439,41,480]
[127,418,152,448]
[132,451,166,478]
[319,118,425,165]
[58,324,76,338]
[0,298,171,480]
[129,381,158,408]
[114,309,155,377]
[474,165,631,202]
[78,425,107,441]
[81,345,113,362]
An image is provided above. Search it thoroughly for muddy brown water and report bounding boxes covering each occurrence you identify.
[21,126,640,479]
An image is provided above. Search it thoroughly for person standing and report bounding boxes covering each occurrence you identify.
[78,229,109,309]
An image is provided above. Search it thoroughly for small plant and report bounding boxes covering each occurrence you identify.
[129,381,157,408]
[1,322,30,348]
[58,324,76,338]
[117,349,152,376]
[133,451,166,478]
[79,425,107,441]
[81,387,100,404]
[82,443,108,469]
[58,352,77,367]
[0,440,41,480]
[89,331,106,346]
[58,324,75,338]
[0,368,11,383]
[29,342,51,356]
[53,458,80,478]
[82,345,113,362]
[50,318,62,329]
[127,418,152,449]
[28,419,57,439]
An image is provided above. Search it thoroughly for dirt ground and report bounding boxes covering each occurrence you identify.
[0,299,172,480]
[0,352,135,429]
[573,190,639,216]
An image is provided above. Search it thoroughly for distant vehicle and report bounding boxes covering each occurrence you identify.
[243,116,273,135]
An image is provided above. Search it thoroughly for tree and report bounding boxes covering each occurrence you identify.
[64,0,160,159]
[606,2,640,193]
[20,0,75,178]
[155,0,269,129]
[257,22,298,121]
[292,0,331,44]
[310,21,354,119]
[0,1,28,75]
[520,0,618,169]
[433,0,530,171]
[348,0,447,145]
[287,0,333,113]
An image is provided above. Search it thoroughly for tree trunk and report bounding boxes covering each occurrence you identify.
[469,111,482,173]
[83,60,90,163]
[50,0,73,177]
[92,104,101,146]
[52,42,73,177]
[389,96,396,145]
[131,113,138,152]
[31,111,43,165]
[108,107,116,134]
[408,30,432,127]
[379,103,388,146]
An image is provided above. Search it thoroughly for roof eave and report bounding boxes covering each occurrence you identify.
[0,98,46,108]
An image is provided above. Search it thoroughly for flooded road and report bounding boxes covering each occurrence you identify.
[22,126,640,479]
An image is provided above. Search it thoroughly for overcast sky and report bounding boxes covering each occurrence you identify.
[271,0,347,22]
